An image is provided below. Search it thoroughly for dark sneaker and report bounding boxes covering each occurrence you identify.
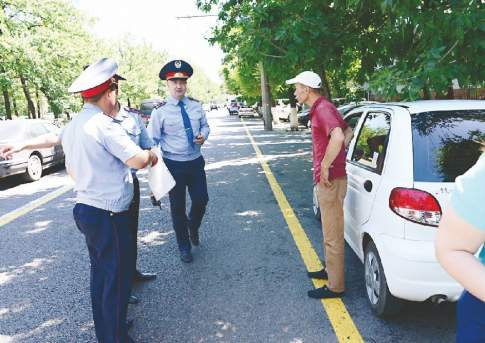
[134,271,156,282]
[307,285,344,299]
[307,268,328,280]
[128,295,139,304]
[180,251,193,263]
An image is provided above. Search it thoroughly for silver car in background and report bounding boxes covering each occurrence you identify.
[0,119,64,181]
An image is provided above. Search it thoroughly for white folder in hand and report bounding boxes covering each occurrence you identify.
[147,148,175,201]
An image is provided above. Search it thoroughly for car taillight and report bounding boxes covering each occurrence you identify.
[389,187,442,227]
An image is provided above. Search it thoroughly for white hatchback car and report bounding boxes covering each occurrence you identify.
[313,100,485,317]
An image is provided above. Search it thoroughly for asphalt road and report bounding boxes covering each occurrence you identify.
[0,109,455,342]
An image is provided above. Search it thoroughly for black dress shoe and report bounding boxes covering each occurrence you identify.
[127,318,134,330]
[128,295,139,305]
[307,285,344,299]
[307,268,328,280]
[180,251,193,263]
[189,228,199,246]
[134,270,157,282]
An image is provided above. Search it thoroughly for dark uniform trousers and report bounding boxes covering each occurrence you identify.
[73,203,134,343]
[163,156,209,253]
[128,174,140,276]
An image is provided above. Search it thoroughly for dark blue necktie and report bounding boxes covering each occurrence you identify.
[177,100,194,148]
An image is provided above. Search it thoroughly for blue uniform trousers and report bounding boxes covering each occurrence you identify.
[457,291,485,343]
[73,203,134,343]
[163,156,209,253]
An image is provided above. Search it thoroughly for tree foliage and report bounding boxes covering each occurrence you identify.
[0,1,220,119]
[198,0,485,102]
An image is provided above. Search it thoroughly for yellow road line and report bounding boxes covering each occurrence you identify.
[242,120,364,343]
[0,184,73,228]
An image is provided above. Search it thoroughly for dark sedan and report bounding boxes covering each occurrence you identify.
[0,120,64,181]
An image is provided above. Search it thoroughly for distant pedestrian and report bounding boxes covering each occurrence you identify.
[436,153,485,343]
[147,60,210,263]
[286,71,353,299]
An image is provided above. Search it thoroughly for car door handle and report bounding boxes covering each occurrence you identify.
[364,180,373,192]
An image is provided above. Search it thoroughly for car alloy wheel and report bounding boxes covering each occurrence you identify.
[25,154,42,181]
[364,241,403,317]
[365,247,381,305]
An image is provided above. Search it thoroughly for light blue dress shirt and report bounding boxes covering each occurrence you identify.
[450,153,485,264]
[116,106,154,173]
[147,95,210,162]
[60,103,143,212]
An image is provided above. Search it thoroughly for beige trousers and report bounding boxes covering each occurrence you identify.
[317,177,347,292]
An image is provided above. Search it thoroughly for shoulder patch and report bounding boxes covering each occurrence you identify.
[187,97,200,103]
[154,101,167,109]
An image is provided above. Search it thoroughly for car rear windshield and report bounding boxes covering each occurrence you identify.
[412,110,485,182]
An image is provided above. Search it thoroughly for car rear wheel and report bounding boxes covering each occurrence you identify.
[364,241,403,317]
[312,185,321,221]
[24,154,42,181]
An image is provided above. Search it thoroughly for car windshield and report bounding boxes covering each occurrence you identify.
[0,121,27,143]
[412,110,485,182]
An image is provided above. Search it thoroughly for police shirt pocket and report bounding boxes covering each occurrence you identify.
[164,117,182,134]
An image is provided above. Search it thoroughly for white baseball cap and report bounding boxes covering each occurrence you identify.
[285,71,321,89]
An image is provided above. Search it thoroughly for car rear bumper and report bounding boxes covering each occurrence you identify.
[377,234,463,302]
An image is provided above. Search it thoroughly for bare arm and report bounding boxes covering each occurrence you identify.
[435,206,485,301]
[0,133,61,158]
[343,126,353,148]
[125,149,158,170]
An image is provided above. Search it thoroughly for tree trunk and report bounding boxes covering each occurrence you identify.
[12,95,19,117]
[446,84,454,99]
[259,61,272,131]
[2,86,12,120]
[35,87,41,118]
[422,85,432,100]
[288,87,298,131]
[320,66,332,100]
[19,74,36,119]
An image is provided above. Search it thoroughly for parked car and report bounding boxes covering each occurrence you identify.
[337,101,380,116]
[210,102,219,111]
[272,99,292,122]
[312,100,485,317]
[238,104,257,118]
[140,98,164,126]
[227,100,239,115]
[0,119,65,181]
[297,104,310,128]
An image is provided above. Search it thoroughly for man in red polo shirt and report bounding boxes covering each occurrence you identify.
[287,71,353,299]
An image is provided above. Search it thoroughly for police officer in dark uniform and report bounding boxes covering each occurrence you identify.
[147,60,210,263]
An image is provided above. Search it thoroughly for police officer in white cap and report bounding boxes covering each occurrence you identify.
[1,58,158,343]
[148,59,210,263]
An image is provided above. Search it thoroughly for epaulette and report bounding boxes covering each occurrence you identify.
[187,97,200,103]
[154,101,167,109]
[124,106,142,114]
